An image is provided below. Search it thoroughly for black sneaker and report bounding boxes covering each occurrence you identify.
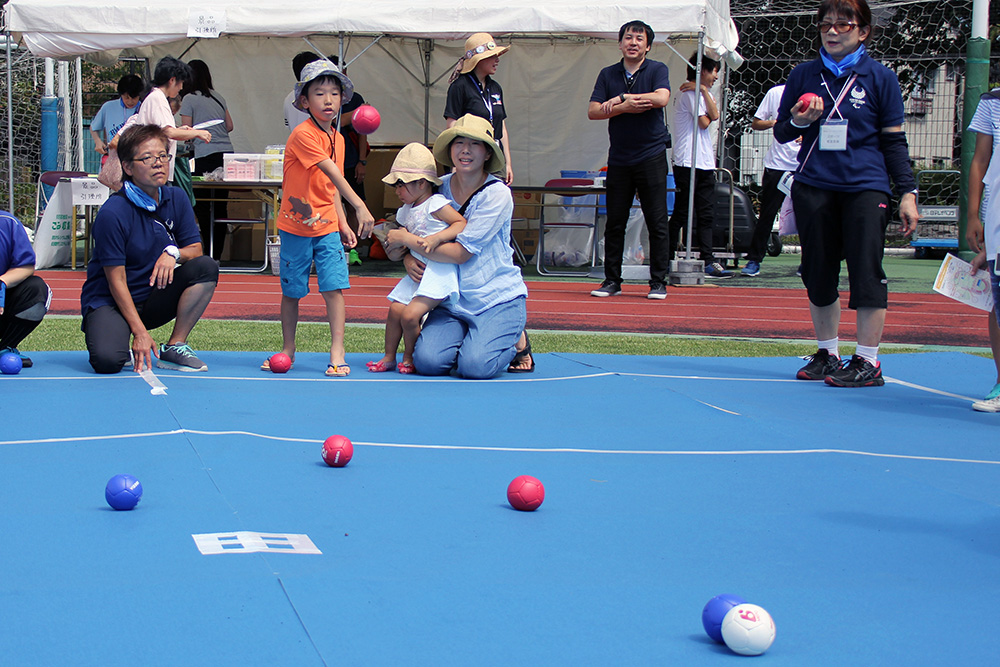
[796,349,840,380]
[647,282,667,300]
[824,355,884,387]
[590,281,622,297]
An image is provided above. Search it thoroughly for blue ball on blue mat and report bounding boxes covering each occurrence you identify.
[105,474,143,511]
[702,593,748,643]
[0,352,22,374]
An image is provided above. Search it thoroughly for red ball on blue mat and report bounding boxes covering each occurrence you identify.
[105,474,143,511]
[322,435,353,467]
[507,475,544,511]
[268,352,292,374]
[702,593,747,643]
[0,351,22,374]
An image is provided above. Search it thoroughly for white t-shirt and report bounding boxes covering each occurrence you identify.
[284,90,310,135]
[672,88,715,170]
[754,84,801,172]
[969,91,1000,261]
[135,87,178,182]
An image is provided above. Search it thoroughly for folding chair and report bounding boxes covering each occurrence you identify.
[535,178,598,276]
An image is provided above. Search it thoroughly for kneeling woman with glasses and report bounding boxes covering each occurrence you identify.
[81,124,219,374]
[774,0,919,388]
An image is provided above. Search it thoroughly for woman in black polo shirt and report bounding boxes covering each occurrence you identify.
[444,33,514,184]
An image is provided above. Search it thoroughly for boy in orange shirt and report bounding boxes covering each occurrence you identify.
[268,60,374,376]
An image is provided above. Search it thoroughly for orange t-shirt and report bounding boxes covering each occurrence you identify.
[278,119,347,237]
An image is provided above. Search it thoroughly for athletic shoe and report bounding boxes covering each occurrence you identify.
[796,263,803,278]
[157,343,208,372]
[741,260,761,277]
[796,349,840,380]
[824,355,884,387]
[647,282,667,300]
[972,383,1000,412]
[590,281,622,297]
[0,346,32,368]
[705,262,733,278]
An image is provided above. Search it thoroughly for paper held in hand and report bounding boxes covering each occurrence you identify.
[932,254,994,312]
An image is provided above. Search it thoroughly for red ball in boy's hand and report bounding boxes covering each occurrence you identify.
[352,105,381,135]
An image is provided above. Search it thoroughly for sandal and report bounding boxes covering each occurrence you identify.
[325,363,351,377]
[261,356,293,371]
[367,359,396,373]
[508,331,535,373]
[397,361,416,374]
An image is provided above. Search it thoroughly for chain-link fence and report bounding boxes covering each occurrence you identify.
[726,0,979,246]
[0,37,42,225]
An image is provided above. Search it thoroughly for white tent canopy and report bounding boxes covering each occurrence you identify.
[6,0,738,185]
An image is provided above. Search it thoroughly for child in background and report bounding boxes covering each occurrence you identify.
[367,143,466,374]
[265,60,374,377]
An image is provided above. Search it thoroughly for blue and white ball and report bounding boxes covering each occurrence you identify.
[105,474,143,511]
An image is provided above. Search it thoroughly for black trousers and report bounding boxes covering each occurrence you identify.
[603,152,671,286]
[669,165,716,264]
[0,275,49,349]
[793,182,889,310]
[747,167,789,263]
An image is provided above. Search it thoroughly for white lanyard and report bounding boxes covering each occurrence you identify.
[469,73,494,123]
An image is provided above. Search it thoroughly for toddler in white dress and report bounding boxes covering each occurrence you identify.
[368,143,466,373]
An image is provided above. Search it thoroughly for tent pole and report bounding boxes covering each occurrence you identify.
[5,31,13,210]
[421,39,433,145]
[684,34,705,261]
[74,57,84,171]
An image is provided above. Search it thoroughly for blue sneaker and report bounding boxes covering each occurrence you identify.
[741,260,761,277]
[705,262,733,278]
[0,346,32,368]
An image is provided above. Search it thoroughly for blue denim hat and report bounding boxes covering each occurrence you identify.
[293,59,354,111]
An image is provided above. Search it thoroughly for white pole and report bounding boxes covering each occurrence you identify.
[75,57,84,171]
[58,60,68,171]
[972,0,989,40]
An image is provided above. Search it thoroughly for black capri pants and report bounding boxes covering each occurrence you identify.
[83,255,219,373]
[792,181,889,310]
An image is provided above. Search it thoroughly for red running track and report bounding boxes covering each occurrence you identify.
[40,271,989,348]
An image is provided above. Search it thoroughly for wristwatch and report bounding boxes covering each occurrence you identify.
[619,93,627,103]
[163,245,181,260]
[359,160,367,166]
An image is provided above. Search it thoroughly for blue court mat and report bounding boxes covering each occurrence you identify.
[1,351,998,664]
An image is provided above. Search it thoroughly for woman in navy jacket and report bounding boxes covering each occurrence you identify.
[774,0,919,388]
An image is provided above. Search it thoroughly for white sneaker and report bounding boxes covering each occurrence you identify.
[972,383,1000,412]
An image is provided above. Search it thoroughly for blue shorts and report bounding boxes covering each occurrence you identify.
[278,230,350,298]
[990,260,1000,327]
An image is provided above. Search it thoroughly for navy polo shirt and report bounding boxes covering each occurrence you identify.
[444,73,507,141]
[590,58,671,166]
[80,187,202,316]
[774,54,905,195]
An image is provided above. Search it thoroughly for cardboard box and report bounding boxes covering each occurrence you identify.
[363,145,408,221]
[511,218,538,260]
[512,191,542,220]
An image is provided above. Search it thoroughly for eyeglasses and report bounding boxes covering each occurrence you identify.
[132,153,170,165]
[818,20,859,34]
[465,41,498,60]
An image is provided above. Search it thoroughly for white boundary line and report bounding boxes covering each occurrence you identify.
[1,428,997,466]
